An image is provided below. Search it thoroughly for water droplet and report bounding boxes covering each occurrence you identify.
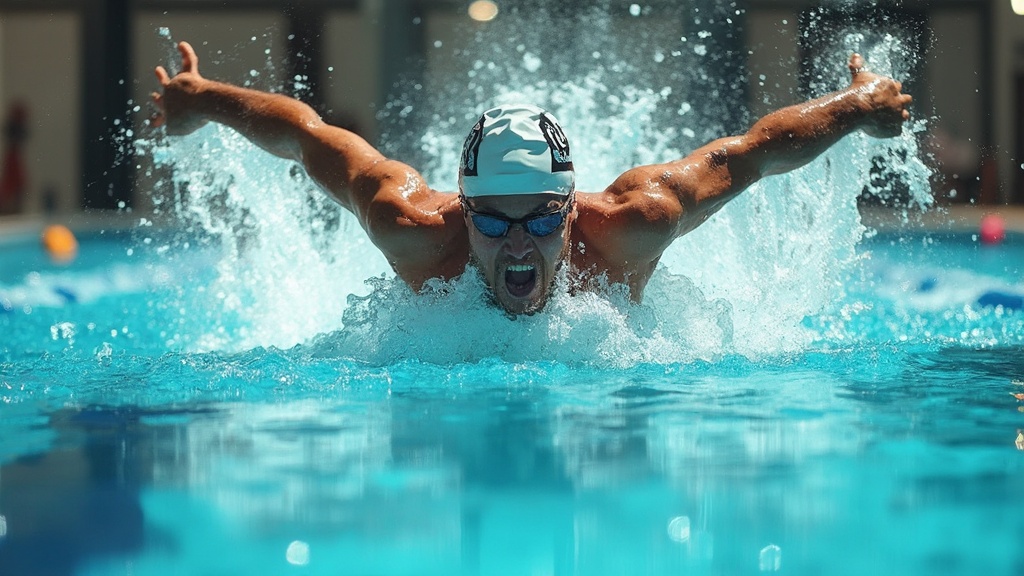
[522,52,542,72]
[759,544,782,571]
[286,541,310,565]
[0,515,6,538]
[629,4,641,16]
[95,342,113,360]
[667,516,691,542]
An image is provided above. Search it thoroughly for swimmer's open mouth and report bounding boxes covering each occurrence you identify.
[504,264,537,298]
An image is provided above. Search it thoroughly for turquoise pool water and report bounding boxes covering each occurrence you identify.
[1,227,1023,575]
[4,6,1024,573]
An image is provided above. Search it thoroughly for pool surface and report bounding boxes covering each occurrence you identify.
[1,226,1023,575]
[4,8,1024,573]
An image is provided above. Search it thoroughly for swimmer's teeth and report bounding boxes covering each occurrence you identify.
[508,264,534,272]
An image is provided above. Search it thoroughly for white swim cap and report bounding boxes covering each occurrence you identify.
[459,104,574,198]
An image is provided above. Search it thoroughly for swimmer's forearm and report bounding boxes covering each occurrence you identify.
[183,78,321,161]
[674,82,890,222]
[179,78,389,213]
[665,56,909,233]
[743,86,869,177]
[743,66,910,177]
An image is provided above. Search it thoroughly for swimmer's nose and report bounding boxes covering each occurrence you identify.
[504,225,535,259]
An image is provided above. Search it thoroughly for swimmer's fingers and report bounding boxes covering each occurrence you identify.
[848,53,866,77]
[155,65,171,86]
[178,41,200,75]
[900,94,912,121]
[149,91,166,129]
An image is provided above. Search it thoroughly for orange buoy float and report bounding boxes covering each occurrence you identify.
[41,224,78,263]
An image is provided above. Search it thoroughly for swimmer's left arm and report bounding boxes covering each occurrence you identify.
[625,53,911,241]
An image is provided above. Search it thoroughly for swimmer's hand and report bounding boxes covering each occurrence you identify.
[847,53,913,139]
[150,41,209,135]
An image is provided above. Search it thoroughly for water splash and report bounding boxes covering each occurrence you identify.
[305,268,732,367]
[140,125,390,351]
[138,3,934,364]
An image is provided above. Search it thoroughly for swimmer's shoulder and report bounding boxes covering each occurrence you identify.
[574,178,684,265]
[367,184,462,239]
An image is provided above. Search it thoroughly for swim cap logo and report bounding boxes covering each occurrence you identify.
[461,116,484,177]
[539,114,573,173]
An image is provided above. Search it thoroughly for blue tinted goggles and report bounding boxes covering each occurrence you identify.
[460,193,574,239]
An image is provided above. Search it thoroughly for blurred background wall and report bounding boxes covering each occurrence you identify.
[0,0,1021,218]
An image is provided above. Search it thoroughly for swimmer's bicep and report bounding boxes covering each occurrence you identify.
[361,186,459,278]
[592,171,687,261]
[297,125,382,208]
[298,124,435,218]
[653,135,765,224]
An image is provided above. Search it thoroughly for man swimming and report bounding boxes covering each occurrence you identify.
[152,41,911,315]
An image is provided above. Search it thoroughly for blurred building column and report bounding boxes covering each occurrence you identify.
[992,0,1024,204]
[82,0,133,210]
[370,0,424,117]
[286,1,326,114]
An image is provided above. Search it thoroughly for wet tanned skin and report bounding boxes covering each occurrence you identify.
[461,194,572,315]
[154,44,911,314]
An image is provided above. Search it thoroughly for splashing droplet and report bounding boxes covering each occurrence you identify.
[286,541,310,566]
[667,516,691,542]
[759,544,782,571]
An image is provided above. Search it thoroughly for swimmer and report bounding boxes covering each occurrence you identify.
[152,42,912,315]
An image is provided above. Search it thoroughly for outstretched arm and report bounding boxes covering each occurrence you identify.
[678,53,911,213]
[600,53,912,256]
[150,41,440,233]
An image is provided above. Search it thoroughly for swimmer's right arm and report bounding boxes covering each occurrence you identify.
[150,41,438,229]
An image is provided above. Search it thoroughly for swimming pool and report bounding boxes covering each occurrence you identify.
[4,6,1024,573]
[2,221,1023,575]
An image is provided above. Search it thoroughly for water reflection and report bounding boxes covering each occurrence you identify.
[3,352,1024,574]
[0,406,151,575]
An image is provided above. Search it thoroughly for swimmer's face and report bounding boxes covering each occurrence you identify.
[462,193,575,315]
